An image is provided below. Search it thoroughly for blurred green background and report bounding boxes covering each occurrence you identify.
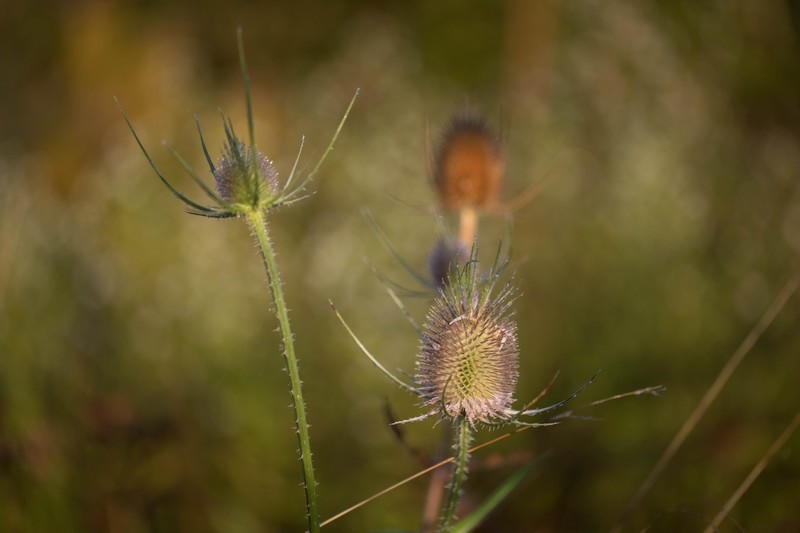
[2,1,799,531]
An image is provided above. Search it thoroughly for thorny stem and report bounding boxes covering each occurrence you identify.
[428,204,478,532]
[246,208,319,533]
[438,416,473,532]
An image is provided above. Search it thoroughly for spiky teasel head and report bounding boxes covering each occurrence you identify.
[213,134,279,207]
[415,254,519,427]
[117,28,358,221]
[432,108,505,212]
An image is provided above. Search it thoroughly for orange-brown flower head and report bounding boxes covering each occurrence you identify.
[432,110,504,211]
[415,262,519,426]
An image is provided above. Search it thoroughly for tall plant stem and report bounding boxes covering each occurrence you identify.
[438,416,473,532]
[246,208,319,533]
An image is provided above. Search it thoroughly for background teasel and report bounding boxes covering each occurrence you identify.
[431,108,505,248]
[427,237,470,290]
[432,108,505,213]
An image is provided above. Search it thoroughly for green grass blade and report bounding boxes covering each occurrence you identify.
[450,454,550,533]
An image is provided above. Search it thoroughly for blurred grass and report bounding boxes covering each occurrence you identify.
[2,1,800,531]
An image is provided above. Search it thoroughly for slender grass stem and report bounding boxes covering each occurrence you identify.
[438,416,473,532]
[703,409,800,533]
[612,270,800,532]
[246,208,319,533]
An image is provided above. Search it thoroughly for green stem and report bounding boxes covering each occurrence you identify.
[246,209,319,533]
[438,416,473,532]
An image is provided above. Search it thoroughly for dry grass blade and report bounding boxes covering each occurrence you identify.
[612,270,800,531]
[702,410,800,533]
[319,385,662,528]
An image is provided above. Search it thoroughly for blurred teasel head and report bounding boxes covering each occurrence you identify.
[432,108,505,212]
[427,237,470,290]
[415,254,519,426]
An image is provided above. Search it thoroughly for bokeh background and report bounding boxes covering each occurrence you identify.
[2,1,800,531]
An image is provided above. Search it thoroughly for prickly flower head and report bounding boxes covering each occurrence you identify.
[415,264,519,426]
[213,137,279,207]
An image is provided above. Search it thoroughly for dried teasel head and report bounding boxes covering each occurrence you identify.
[432,109,505,212]
[213,136,279,207]
[415,258,519,426]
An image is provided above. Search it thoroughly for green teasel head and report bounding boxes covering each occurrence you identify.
[415,250,519,427]
[212,124,279,209]
[117,28,358,220]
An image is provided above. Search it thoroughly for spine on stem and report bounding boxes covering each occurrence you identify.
[246,209,320,533]
[438,416,474,532]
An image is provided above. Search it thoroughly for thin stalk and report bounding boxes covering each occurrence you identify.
[458,207,477,249]
[421,468,449,532]
[245,209,319,533]
[702,409,800,533]
[612,270,800,532]
[438,416,474,532]
[320,385,660,528]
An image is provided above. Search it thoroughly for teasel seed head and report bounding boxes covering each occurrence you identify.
[432,109,504,211]
[427,237,470,289]
[415,262,519,426]
[213,137,279,207]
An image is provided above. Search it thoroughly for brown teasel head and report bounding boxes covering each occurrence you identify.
[415,260,519,426]
[432,109,505,211]
[213,137,279,206]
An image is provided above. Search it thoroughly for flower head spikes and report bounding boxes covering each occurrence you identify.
[333,239,599,430]
[117,29,358,220]
[416,247,519,427]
